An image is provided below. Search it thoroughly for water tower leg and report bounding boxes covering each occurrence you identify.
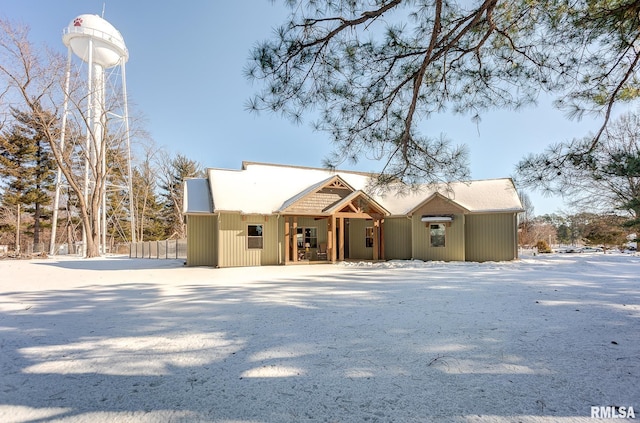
[121,61,136,243]
[81,40,94,257]
[50,49,73,256]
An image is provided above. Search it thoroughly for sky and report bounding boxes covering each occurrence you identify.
[1,0,630,215]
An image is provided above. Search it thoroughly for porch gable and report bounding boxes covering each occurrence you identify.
[279,175,356,215]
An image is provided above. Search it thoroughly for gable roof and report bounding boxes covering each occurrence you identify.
[323,190,390,216]
[278,175,354,213]
[183,162,524,216]
[410,192,471,215]
[404,179,525,215]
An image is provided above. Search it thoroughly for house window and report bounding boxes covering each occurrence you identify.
[430,224,446,247]
[365,227,374,248]
[247,224,263,249]
[296,227,317,249]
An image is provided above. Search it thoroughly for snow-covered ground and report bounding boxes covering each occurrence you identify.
[0,253,638,422]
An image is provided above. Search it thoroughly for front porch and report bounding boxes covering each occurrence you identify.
[282,214,385,264]
[276,174,389,265]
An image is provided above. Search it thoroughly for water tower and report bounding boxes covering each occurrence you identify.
[50,14,136,255]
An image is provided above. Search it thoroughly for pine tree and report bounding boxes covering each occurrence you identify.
[158,153,203,239]
[247,0,640,185]
[0,107,56,248]
[132,166,165,241]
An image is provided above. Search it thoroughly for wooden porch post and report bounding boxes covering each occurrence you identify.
[379,218,385,260]
[330,215,337,262]
[284,216,290,264]
[338,217,345,261]
[292,217,299,262]
[328,216,334,262]
[373,218,379,261]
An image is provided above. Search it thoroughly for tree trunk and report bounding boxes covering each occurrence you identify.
[34,202,41,245]
[16,204,21,254]
[67,224,73,255]
[80,199,101,258]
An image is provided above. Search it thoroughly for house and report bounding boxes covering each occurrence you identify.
[183,161,524,267]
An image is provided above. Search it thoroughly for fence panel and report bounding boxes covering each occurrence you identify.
[128,239,186,260]
[158,240,167,259]
[177,239,187,259]
[167,240,177,259]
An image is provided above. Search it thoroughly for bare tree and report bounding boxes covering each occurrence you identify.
[517,111,640,223]
[517,190,536,247]
[0,19,130,257]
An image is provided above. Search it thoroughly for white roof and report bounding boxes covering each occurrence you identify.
[183,162,523,215]
[183,178,212,214]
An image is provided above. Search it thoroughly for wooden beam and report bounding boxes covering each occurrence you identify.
[379,218,385,260]
[327,216,336,261]
[292,217,298,262]
[346,203,359,213]
[334,212,372,219]
[284,216,290,264]
[330,215,337,262]
[373,219,379,261]
[338,217,345,261]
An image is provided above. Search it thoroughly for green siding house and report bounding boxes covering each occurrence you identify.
[183,162,524,267]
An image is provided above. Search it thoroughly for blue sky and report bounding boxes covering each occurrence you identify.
[2,1,626,215]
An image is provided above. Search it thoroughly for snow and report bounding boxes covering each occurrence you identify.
[199,162,522,216]
[1,253,639,422]
[184,178,213,214]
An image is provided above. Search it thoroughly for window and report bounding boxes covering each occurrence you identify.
[365,227,374,248]
[296,227,317,248]
[430,224,446,247]
[247,224,263,249]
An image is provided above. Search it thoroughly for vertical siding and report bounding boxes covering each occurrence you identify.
[348,219,373,260]
[186,215,217,267]
[218,213,280,267]
[383,218,412,260]
[465,213,518,262]
[411,214,465,261]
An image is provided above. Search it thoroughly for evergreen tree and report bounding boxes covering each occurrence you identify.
[132,166,165,241]
[158,153,203,239]
[0,107,56,247]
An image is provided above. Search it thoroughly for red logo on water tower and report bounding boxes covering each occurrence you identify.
[73,17,83,27]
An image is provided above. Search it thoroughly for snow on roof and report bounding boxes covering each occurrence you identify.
[278,175,343,212]
[190,162,523,215]
[183,178,213,214]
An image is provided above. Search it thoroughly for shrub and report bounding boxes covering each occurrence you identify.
[535,240,552,253]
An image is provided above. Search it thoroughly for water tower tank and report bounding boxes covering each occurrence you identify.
[62,14,128,68]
